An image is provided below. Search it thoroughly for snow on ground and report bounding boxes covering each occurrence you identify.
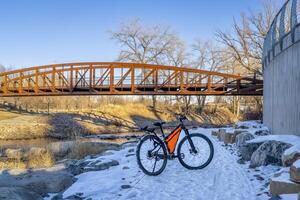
[63,128,259,200]
[236,120,264,129]
[248,134,300,146]
[280,194,299,200]
[284,144,300,157]
[294,159,300,168]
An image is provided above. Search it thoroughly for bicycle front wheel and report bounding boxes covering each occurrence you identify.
[136,135,167,176]
[177,133,214,170]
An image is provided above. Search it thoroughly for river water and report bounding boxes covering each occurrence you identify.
[0,133,141,161]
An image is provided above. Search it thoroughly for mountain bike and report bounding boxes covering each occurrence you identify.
[136,115,214,176]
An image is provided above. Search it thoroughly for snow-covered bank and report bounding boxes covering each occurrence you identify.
[48,121,300,200]
[62,128,259,200]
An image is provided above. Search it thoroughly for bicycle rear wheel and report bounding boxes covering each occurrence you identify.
[177,133,214,170]
[136,135,167,176]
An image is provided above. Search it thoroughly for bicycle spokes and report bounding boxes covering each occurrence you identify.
[137,116,214,175]
[137,136,167,176]
[178,134,214,169]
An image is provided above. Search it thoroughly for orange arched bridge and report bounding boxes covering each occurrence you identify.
[0,62,263,97]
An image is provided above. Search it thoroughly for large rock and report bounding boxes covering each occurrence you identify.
[236,132,254,147]
[233,129,248,135]
[239,142,262,161]
[250,141,292,168]
[236,125,249,129]
[0,187,43,200]
[254,129,270,136]
[224,130,246,145]
[224,133,235,144]
[0,165,75,196]
[67,158,119,175]
[290,160,300,183]
[217,129,226,141]
[282,145,300,167]
[211,130,218,137]
[270,171,300,195]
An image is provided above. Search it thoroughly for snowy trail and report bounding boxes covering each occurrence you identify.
[63,128,258,200]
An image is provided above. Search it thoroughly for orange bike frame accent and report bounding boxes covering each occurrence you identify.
[165,126,182,154]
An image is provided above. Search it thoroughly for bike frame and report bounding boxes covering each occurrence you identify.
[150,120,197,156]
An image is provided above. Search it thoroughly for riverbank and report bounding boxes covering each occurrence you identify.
[0,102,238,170]
[0,142,137,199]
[0,134,139,170]
[0,102,237,141]
[2,121,298,199]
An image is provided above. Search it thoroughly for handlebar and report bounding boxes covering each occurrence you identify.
[176,114,187,121]
[140,115,187,133]
[140,125,155,133]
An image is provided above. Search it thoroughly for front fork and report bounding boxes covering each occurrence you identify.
[183,127,197,153]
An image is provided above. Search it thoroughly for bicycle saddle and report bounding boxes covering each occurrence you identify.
[153,121,166,127]
[141,126,155,132]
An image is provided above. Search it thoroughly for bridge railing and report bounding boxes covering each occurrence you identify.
[263,0,300,67]
[0,62,262,96]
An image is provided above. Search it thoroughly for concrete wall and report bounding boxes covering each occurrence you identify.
[263,39,300,136]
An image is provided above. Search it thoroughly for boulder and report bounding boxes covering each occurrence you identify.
[233,129,248,135]
[254,129,270,136]
[270,171,300,195]
[282,145,300,167]
[236,125,249,129]
[67,158,119,176]
[239,142,262,161]
[5,148,23,160]
[290,160,300,183]
[224,133,235,144]
[0,187,43,200]
[0,166,75,196]
[217,129,226,141]
[236,132,254,147]
[250,141,292,168]
[211,130,218,137]
[224,130,245,145]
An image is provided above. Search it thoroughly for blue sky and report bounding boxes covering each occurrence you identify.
[0,0,266,68]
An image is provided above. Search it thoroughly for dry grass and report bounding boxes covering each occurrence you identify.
[0,110,21,121]
[98,102,174,124]
[0,148,55,170]
[0,101,237,141]
[0,159,27,169]
[27,150,55,168]
[66,142,117,159]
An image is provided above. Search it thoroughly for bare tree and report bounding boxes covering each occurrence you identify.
[215,0,282,118]
[192,40,224,113]
[111,19,179,64]
[111,19,183,109]
[216,0,281,76]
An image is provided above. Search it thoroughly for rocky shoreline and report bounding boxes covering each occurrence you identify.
[212,121,300,198]
[0,141,137,200]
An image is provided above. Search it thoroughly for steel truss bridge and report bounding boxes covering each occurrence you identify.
[0,62,263,97]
